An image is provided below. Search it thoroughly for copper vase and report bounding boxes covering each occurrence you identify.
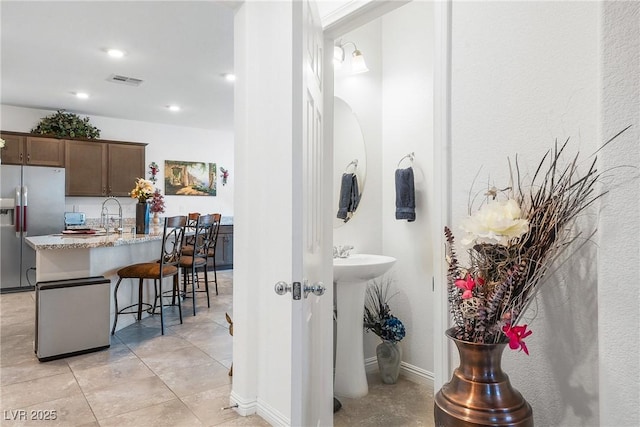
[434,328,533,426]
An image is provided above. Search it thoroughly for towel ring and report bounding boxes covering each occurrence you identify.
[344,159,358,172]
[397,152,415,168]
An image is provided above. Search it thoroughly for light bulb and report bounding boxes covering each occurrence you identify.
[351,50,369,74]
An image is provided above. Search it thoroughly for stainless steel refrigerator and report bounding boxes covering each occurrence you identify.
[1,165,65,293]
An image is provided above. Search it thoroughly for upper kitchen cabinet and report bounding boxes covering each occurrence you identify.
[106,143,146,196]
[0,132,65,167]
[65,139,146,197]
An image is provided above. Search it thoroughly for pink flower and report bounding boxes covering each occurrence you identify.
[502,323,533,355]
[455,274,483,299]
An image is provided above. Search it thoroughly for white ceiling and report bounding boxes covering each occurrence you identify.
[0,1,359,132]
[1,1,235,131]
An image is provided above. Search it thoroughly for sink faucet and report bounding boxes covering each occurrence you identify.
[333,245,354,259]
[101,197,123,235]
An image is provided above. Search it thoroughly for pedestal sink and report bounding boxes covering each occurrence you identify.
[333,254,396,398]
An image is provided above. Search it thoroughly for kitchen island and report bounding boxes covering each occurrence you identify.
[26,230,165,333]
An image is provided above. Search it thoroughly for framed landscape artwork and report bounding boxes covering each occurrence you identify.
[164,160,217,196]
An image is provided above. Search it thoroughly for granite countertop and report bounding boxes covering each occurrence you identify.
[26,230,164,250]
[84,215,233,227]
[28,215,233,251]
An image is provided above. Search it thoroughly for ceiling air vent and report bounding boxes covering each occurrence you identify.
[107,74,143,86]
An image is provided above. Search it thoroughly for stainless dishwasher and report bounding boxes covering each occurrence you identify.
[35,276,111,361]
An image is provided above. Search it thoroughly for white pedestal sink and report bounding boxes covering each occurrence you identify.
[333,254,396,398]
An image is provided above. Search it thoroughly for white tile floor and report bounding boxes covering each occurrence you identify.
[0,270,433,426]
[0,271,266,426]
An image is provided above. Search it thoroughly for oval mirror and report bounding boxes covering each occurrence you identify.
[333,96,366,228]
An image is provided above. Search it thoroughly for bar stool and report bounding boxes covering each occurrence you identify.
[206,213,222,295]
[179,214,215,315]
[111,215,187,335]
[182,212,200,253]
[181,213,221,300]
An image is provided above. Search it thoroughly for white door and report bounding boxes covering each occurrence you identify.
[289,0,333,425]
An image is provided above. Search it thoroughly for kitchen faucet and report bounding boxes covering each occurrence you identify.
[101,197,123,235]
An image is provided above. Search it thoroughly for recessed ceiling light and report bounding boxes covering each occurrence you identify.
[107,48,125,58]
[167,105,181,112]
[223,73,236,82]
[75,92,89,99]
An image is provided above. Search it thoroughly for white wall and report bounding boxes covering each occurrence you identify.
[451,1,639,426]
[334,1,435,381]
[598,2,640,425]
[1,104,234,220]
[231,1,294,424]
[381,1,434,380]
[333,20,383,255]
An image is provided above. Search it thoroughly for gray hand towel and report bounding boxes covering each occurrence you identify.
[395,167,415,222]
[337,173,360,222]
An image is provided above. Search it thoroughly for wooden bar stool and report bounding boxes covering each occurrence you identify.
[111,215,187,335]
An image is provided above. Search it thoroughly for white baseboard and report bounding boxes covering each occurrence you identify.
[229,391,290,426]
[365,356,434,389]
[400,361,434,388]
[256,398,289,426]
[364,356,378,372]
[229,390,256,417]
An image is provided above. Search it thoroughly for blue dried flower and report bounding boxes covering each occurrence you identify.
[363,277,406,342]
[380,316,406,342]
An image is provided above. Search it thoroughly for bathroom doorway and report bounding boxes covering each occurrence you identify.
[326,0,451,421]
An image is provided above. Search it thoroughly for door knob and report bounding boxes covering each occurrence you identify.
[304,282,325,298]
[274,281,301,300]
[274,280,325,299]
[274,281,291,295]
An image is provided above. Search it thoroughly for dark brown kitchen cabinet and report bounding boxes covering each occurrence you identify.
[65,140,146,197]
[214,225,233,270]
[0,132,64,167]
[106,143,146,196]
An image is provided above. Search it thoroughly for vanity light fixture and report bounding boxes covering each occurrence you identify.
[106,48,126,58]
[333,41,369,74]
[74,92,89,99]
[167,105,181,112]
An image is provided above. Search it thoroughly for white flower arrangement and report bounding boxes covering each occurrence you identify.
[460,199,529,246]
[444,127,630,354]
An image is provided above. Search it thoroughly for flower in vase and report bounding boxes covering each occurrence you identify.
[444,127,630,354]
[130,178,154,203]
[364,276,405,343]
[460,199,529,246]
[150,189,165,214]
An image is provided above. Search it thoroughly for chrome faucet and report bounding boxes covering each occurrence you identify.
[333,245,354,259]
[101,197,123,235]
